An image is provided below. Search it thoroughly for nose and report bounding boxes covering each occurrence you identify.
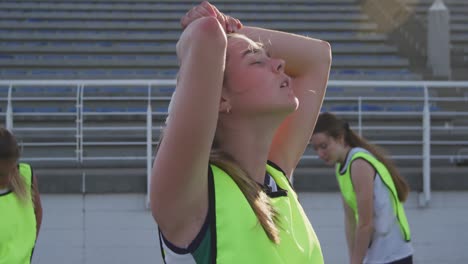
[317,149,327,160]
[272,58,285,73]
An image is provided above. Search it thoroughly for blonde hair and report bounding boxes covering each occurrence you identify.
[155,134,281,244]
[160,33,281,243]
[0,128,30,204]
[209,148,280,244]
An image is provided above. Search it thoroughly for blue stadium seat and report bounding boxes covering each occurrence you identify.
[46,87,74,93]
[97,42,113,47]
[83,88,99,93]
[31,69,57,76]
[130,87,148,94]
[339,69,360,75]
[0,55,14,59]
[3,70,27,75]
[160,69,178,77]
[94,55,113,60]
[154,107,169,113]
[42,54,63,60]
[157,87,175,93]
[13,107,35,113]
[329,105,357,111]
[430,105,441,112]
[374,87,400,93]
[127,107,146,113]
[95,107,126,112]
[111,69,134,75]
[14,87,44,93]
[82,70,107,76]
[327,86,345,93]
[36,107,61,113]
[99,87,127,93]
[137,69,159,75]
[387,105,419,111]
[400,86,423,92]
[361,104,384,111]
[68,55,87,60]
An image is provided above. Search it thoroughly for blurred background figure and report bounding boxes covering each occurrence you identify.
[310,112,413,264]
[0,127,42,264]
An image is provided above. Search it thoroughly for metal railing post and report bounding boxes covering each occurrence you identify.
[146,85,153,209]
[75,84,81,163]
[6,85,13,130]
[358,96,362,136]
[420,84,432,207]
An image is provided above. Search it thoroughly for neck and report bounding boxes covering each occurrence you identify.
[217,113,283,184]
[338,146,352,165]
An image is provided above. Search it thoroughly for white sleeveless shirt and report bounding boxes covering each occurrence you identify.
[340,147,414,263]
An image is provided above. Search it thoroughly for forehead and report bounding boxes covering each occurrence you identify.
[227,36,263,57]
[311,132,330,143]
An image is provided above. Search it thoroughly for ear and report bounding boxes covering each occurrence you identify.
[337,134,346,146]
[219,94,231,114]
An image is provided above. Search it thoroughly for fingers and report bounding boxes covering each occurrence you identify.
[200,1,217,17]
[194,4,215,17]
[181,2,217,29]
[225,16,242,33]
[181,1,243,33]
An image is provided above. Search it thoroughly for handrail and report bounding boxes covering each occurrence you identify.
[2,79,467,208]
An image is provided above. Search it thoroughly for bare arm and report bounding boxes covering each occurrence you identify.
[343,198,356,260]
[32,174,42,239]
[150,17,227,245]
[350,159,375,264]
[237,27,332,178]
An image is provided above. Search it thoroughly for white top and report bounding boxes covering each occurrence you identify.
[340,147,414,264]
[0,187,10,195]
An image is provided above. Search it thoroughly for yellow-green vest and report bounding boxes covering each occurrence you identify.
[335,151,411,241]
[0,163,36,264]
[211,162,324,263]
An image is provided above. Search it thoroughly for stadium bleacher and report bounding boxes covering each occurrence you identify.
[0,0,423,80]
[0,0,467,193]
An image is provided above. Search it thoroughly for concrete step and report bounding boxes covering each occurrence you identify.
[0,21,378,31]
[0,11,370,21]
[0,2,362,13]
[293,166,468,192]
[0,43,398,54]
[0,31,388,42]
[33,165,468,193]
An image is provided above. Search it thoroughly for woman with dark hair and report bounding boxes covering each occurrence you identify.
[310,112,413,264]
[0,127,42,264]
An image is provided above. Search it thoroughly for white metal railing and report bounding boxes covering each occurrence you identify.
[1,80,468,207]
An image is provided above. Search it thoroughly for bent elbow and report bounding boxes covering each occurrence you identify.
[320,40,332,64]
[188,17,227,46]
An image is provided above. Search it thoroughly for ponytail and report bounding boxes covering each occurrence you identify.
[345,129,409,202]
